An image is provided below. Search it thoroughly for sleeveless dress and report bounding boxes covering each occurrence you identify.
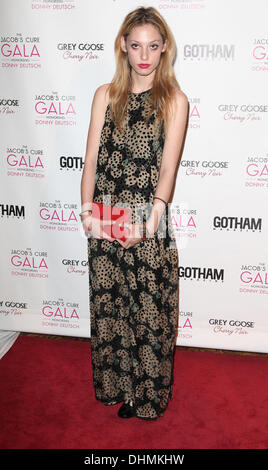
[87,87,179,420]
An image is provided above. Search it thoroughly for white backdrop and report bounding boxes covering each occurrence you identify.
[0,0,267,353]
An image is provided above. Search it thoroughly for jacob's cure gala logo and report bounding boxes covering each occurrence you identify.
[209,318,255,336]
[183,43,234,61]
[252,38,268,71]
[1,34,41,68]
[32,0,76,10]
[10,248,48,278]
[178,266,224,282]
[213,216,262,232]
[178,311,193,340]
[0,300,28,319]
[171,204,197,240]
[189,98,200,129]
[35,92,76,127]
[245,154,268,188]
[41,299,80,331]
[6,145,45,179]
[240,262,268,295]
[39,200,78,232]
[57,42,104,62]
[181,160,228,178]
[218,103,268,122]
[158,0,206,11]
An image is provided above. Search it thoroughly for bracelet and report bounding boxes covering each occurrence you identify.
[153,196,167,206]
[79,209,92,217]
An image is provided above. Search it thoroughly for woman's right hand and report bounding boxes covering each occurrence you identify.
[81,214,116,242]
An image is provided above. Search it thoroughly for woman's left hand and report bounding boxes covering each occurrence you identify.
[114,222,144,249]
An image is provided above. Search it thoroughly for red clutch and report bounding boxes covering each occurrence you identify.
[91,201,132,241]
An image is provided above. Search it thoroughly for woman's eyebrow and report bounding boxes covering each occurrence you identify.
[129,39,161,43]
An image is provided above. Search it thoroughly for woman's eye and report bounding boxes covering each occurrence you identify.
[131,44,159,50]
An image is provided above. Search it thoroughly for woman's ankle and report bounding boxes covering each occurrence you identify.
[125,398,134,406]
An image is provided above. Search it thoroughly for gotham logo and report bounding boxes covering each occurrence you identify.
[178,266,224,281]
[213,216,262,232]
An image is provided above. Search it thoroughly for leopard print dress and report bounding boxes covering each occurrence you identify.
[87,87,179,420]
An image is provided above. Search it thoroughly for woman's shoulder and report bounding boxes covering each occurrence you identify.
[170,87,188,106]
[94,83,111,106]
[168,87,189,120]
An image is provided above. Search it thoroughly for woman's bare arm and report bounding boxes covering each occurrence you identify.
[80,84,110,213]
[147,89,189,233]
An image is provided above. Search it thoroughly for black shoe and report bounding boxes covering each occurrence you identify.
[117,402,135,419]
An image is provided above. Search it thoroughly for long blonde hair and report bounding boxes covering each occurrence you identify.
[107,6,181,131]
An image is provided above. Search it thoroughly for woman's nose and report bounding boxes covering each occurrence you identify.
[140,48,149,61]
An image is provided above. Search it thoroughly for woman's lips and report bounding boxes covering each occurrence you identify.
[138,64,150,69]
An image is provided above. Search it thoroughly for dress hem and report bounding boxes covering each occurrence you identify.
[96,394,171,421]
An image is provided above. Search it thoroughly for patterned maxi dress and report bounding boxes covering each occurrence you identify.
[87,88,179,420]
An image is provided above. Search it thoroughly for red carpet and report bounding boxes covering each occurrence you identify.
[0,334,268,449]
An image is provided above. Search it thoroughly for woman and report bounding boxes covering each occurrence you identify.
[80,6,188,421]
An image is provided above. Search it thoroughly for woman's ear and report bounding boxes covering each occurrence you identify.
[162,38,168,53]
[120,35,127,53]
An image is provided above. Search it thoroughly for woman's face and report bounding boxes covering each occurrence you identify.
[121,23,167,79]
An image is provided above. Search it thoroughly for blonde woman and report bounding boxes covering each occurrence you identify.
[80,6,188,421]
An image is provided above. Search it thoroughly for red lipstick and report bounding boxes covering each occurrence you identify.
[138,64,150,69]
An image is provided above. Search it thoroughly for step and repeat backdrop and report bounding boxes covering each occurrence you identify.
[0,0,267,353]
